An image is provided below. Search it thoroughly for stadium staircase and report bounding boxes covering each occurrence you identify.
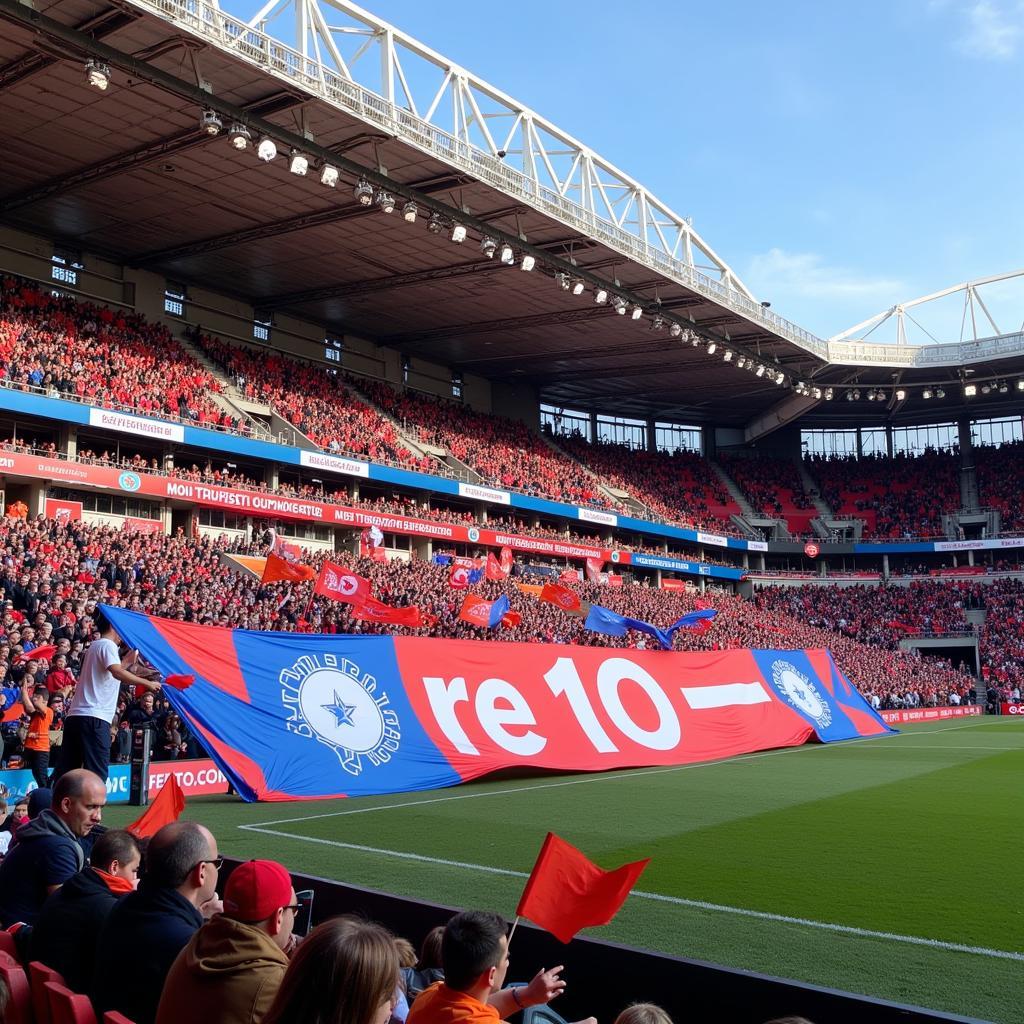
[706,460,764,539]
[543,435,645,514]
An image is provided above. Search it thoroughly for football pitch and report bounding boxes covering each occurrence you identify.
[107,717,1024,1023]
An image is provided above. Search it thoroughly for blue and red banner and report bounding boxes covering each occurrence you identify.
[101,607,893,803]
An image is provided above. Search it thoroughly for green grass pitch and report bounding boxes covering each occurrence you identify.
[105,717,1024,1023]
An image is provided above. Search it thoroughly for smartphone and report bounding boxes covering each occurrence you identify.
[293,889,315,936]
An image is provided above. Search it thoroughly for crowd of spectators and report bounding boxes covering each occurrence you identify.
[717,454,814,534]
[195,334,435,473]
[554,436,740,532]
[974,439,1024,533]
[805,450,961,539]
[0,277,241,431]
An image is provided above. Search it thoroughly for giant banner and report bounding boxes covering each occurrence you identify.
[102,607,892,802]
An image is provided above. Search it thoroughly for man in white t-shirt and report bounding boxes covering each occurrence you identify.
[52,609,162,784]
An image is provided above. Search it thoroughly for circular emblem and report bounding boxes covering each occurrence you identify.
[280,654,400,776]
[452,567,469,587]
[610,550,621,563]
[771,659,832,728]
[804,542,820,559]
[467,527,480,543]
[119,471,141,492]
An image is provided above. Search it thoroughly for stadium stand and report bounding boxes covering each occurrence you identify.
[717,454,816,535]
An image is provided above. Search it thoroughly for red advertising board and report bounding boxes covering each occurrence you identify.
[1002,703,1024,715]
[879,705,983,725]
[661,579,686,591]
[44,497,82,522]
[145,758,230,797]
[124,517,164,534]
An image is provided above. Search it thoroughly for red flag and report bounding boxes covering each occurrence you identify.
[449,563,472,589]
[315,561,371,605]
[500,611,522,629]
[458,594,494,627]
[350,597,423,628]
[271,532,304,563]
[485,552,507,581]
[261,552,315,584]
[539,583,582,614]
[165,674,195,690]
[516,833,649,943]
[16,644,58,664]
[127,775,186,839]
[559,569,578,585]
[499,546,514,574]
[585,558,604,583]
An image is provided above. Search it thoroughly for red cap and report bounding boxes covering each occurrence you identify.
[224,860,293,922]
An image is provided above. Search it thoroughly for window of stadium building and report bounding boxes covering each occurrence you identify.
[655,422,701,454]
[164,282,186,317]
[596,414,646,448]
[540,404,591,441]
[325,337,343,363]
[51,247,83,286]
[802,429,857,457]
[891,422,958,455]
[253,315,273,342]
[972,415,1023,447]
[452,372,463,399]
[52,489,160,520]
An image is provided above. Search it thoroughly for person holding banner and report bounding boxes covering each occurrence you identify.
[52,608,163,785]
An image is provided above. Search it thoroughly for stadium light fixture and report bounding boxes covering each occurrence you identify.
[736,356,746,368]
[450,223,467,243]
[227,124,252,151]
[376,190,395,213]
[613,296,628,315]
[402,200,418,223]
[85,59,111,91]
[499,243,515,265]
[200,109,223,136]
[895,388,906,401]
[999,381,1008,393]
[427,211,445,234]
[289,150,309,176]
[319,163,339,187]
[981,383,992,395]
[922,389,933,400]
[779,373,789,387]
[571,279,585,296]
[594,288,608,305]
[723,349,733,362]
[755,364,765,377]
[520,254,536,272]
[630,304,643,320]
[1018,380,1024,392]
[964,384,977,397]
[669,322,682,338]
[845,390,855,401]
[256,137,277,162]
[706,341,717,355]
[651,315,665,330]
[556,272,571,290]
[876,389,886,401]
[481,236,498,259]
[811,386,822,399]
[690,332,700,347]
[824,388,833,400]
[354,178,374,205]
[866,389,875,401]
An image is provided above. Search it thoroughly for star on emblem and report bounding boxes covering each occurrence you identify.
[323,692,357,727]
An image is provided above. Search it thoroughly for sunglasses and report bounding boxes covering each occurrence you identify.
[195,857,224,871]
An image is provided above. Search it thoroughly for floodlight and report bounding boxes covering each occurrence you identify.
[736,356,746,368]
[376,190,395,213]
[481,237,498,259]
[964,384,977,397]
[499,243,515,264]
[706,342,717,355]
[402,200,418,222]
[999,382,1008,393]
[824,388,833,400]
[755,364,765,377]
[450,223,467,243]
[935,387,946,398]
[594,288,608,305]
[895,389,906,400]
[669,322,682,338]
[571,278,585,296]
[556,272,571,290]
[228,124,252,151]
[200,109,223,136]
[427,211,445,234]
[1018,380,1024,392]
[812,386,822,399]
[256,137,277,162]
[651,315,665,330]
[613,296,627,315]
[922,389,933,400]
[354,178,373,205]
[319,164,339,187]
[520,254,536,272]
[630,304,643,320]
[981,383,992,395]
[85,59,111,91]
[723,349,733,362]
[289,150,309,176]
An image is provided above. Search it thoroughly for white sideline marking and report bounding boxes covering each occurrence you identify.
[236,824,1024,963]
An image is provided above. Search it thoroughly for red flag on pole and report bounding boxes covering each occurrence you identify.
[499,546,514,575]
[127,775,186,839]
[261,552,315,584]
[516,832,649,943]
[585,558,604,583]
[449,563,472,589]
[350,597,424,628]
[539,583,582,614]
[314,561,371,605]
[485,552,507,581]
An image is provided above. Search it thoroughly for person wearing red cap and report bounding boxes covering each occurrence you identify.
[155,859,297,1024]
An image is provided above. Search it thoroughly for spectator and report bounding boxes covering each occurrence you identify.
[94,820,223,1024]
[0,768,106,926]
[402,925,445,1003]
[407,910,571,1024]
[19,682,53,788]
[156,858,297,1024]
[262,915,400,1024]
[29,828,141,992]
[0,796,27,836]
[52,606,162,784]
[614,1006,672,1024]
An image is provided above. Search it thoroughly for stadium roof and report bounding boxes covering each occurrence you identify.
[1,0,1023,437]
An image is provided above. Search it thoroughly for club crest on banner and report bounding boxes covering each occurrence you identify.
[326,568,358,596]
[280,654,400,776]
[770,659,832,729]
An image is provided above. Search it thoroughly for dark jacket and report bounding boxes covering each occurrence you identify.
[30,867,120,993]
[93,881,204,1024]
[0,808,85,926]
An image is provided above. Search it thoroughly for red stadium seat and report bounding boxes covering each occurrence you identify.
[0,954,32,1024]
[45,981,97,1024]
[103,1014,138,1024]
[29,961,67,1024]
[0,928,18,961]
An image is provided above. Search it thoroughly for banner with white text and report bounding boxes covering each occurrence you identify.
[102,606,892,802]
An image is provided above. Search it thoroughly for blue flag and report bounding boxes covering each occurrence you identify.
[667,609,718,635]
[487,594,511,627]
[431,553,452,566]
[467,567,485,584]
[584,604,671,649]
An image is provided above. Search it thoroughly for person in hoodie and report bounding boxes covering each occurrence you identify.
[93,820,223,1024]
[0,768,106,926]
[155,859,297,1024]
[29,829,141,992]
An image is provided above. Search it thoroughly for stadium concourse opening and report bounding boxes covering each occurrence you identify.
[0,0,1023,1021]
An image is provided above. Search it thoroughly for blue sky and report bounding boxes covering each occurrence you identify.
[229,0,1024,342]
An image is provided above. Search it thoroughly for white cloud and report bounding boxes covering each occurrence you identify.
[746,248,905,302]
[950,1,1022,59]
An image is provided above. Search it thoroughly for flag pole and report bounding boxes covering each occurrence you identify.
[507,915,520,948]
